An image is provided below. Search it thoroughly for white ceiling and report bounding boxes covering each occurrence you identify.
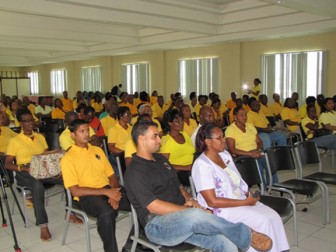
[1,0,336,67]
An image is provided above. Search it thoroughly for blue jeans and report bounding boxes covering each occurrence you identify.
[259,131,287,149]
[145,208,251,252]
[257,156,279,188]
[311,134,336,150]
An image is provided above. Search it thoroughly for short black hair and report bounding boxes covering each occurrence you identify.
[117,106,131,120]
[69,119,88,132]
[16,108,32,122]
[84,106,95,115]
[131,121,158,146]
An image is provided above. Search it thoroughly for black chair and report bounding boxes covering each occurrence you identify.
[294,141,336,186]
[265,146,329,224]
[45,132,61,151]
[234,156,298,246]
[39,123,59,133]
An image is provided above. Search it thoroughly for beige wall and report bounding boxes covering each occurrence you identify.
[19,31,336,101]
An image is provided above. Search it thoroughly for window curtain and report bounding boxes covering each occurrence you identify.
[50,69,67,95]
[81,66,102,92]
[28,71,39,95]
[121,63,149,94]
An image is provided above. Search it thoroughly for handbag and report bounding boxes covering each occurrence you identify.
[29,150,65,179]
[313,128,333,138]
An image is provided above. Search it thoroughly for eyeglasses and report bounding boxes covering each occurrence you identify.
[122,113,132,117]
[20,119,35,123]
[209,135,225,141]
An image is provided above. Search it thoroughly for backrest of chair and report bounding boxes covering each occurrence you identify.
[102,136,109,157]
[234,156,264,191]
[66,188,73,208]
[116,152,126,186]
[130,205,141,238]
[45,132,61,151]
[294,141,322,176]
[265,146,296,173]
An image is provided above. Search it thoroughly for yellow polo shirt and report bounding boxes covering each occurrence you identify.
[6,132,48,165]
[151,103,168,119]
[100,115,117,135]
[108,123,133,151]
[92,102,103,113]
[119,102,137,115]
[269,102,283,117]
[301,117,317,139]
[225,122,258,151]
[247,111,269,128]
[131,116,162,132]
[183,119,198,137]
[298,104,307,119]
[124,139,136,158]
[226,99,236,110]
[319,111,336,133]
[150,96,157,106]
[61,98,73,112]
[159,131,195,166]
[250,84,261,98]
[59,126,95,151]
[260,104,273,117]
[51,108,66,120]
[0,126,17,153]
[280,107,301,132]
[61,144,113,200]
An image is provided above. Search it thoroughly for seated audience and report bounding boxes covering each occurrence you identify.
[188,91,197,115]
[160,109,195,186]
[22,96,36,115]
[191,106,215,146]
[61,91,73,112]
[319,97,336,133]
[226,92,237,110]
[5,109,64,241]
[73,91,83,110]
[124,121,273,252]
[192,123,289,252]
[258,94,274,117]
[150,90,158,105]
[229,98,243,124]
[299,96,316,119]
[119,92,137,116]
[60,119,130,252]
[51,98,66,120]
[269,93,282,120]
[225,107,278,186]
[35,97,52,119]
[195,95,208,121]
[100,97,118,134]
[151,95,167,121]
[211,97,224,128]
[83,106,105,137]
[181,104,198,137]
[91,94,104,114]
[280,98,301,133]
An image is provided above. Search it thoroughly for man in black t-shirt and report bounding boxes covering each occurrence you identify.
[124,121,272,252]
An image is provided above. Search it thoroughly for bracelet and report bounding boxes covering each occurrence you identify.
[17,165,22,172]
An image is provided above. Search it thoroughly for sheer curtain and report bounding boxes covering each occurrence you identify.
[50,69,67,95]
[178,58,219,96]
[81,66,102,92]
[28,71,39,94]
[121,63,149,94]
[262,51,325,104]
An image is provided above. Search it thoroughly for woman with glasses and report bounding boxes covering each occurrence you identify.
[5,109,64,241]
[160,109,195,186]
[192,123,289,252]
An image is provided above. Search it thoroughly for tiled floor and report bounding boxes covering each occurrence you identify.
[1,156,336,252]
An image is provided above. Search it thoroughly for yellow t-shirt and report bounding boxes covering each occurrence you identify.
[6,132,48,165]
[225,122,258,151]
[150,96,157,106]
[280,107,301,132]
[92,102,103,113]
[61,98,73,112]
[61,144,113,200]
[319,111,336,133]
[100,115,117,136]
[159,131,195,166]
[0,126,17,153]
[108,123,133,151]
[298,104,307,119]
[151,103,168,119]
[183,119,198,137]
[260,104,273,117]
[269,102,283,117]
[250,84,261,98]
[301,117,317,139]
[59,127,95,151]
[124,139,136,158]
[247,111,269,128]
[226,99,236,110]
[119,102,137,115]
[51,108,66,120]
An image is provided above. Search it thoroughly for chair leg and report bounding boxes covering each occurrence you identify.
[22,189,28,228]
[83,214,91,252]
[62,208,71,245]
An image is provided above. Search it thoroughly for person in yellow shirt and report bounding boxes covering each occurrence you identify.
[51,98,66,120]
[242,95,250,113]
[59,111,100,151]
[280,98,301,132]
[248,78,262,99]
[160,109,195,186]
[195,95,208,121]
[226,92,237,110]
[131,104,163,136]
[319,97,336,133]
[269,93,283,120]
[151,96,168,120]
[229,98,244,124]
[119,92,137,116]
[60,119,130,252]
[181,104,198,137]
[22,96,36,115]
[315,94,325,117]
[258,94,274,117]
[132,91,141,108]
[299,96,316,119]
[211,97,225,128]
[5,109,64,241]
[73,91,83,110]
[61,91,73,112]
[91,94,104,113]
[188,91,197,115]
[150,90,158,105]
[100,98,118,135]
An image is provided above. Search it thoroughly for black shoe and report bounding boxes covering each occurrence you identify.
[122,242,153,252]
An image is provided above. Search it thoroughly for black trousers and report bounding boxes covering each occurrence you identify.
[79,187,130,252]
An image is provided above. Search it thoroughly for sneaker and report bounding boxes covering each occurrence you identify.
[250,229,272,251]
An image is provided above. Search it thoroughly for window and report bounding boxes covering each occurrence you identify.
[81,66,102,92]
[178,57,220,97]
[50,69,67,95]
[262,51,325,104]
[121,63,149,94]
[28,71,39,94]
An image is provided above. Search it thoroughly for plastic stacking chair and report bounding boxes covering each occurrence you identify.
[294,141,336,186]
[234,156,298,246]
[265,146,330,225]
[129,205,197,252]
